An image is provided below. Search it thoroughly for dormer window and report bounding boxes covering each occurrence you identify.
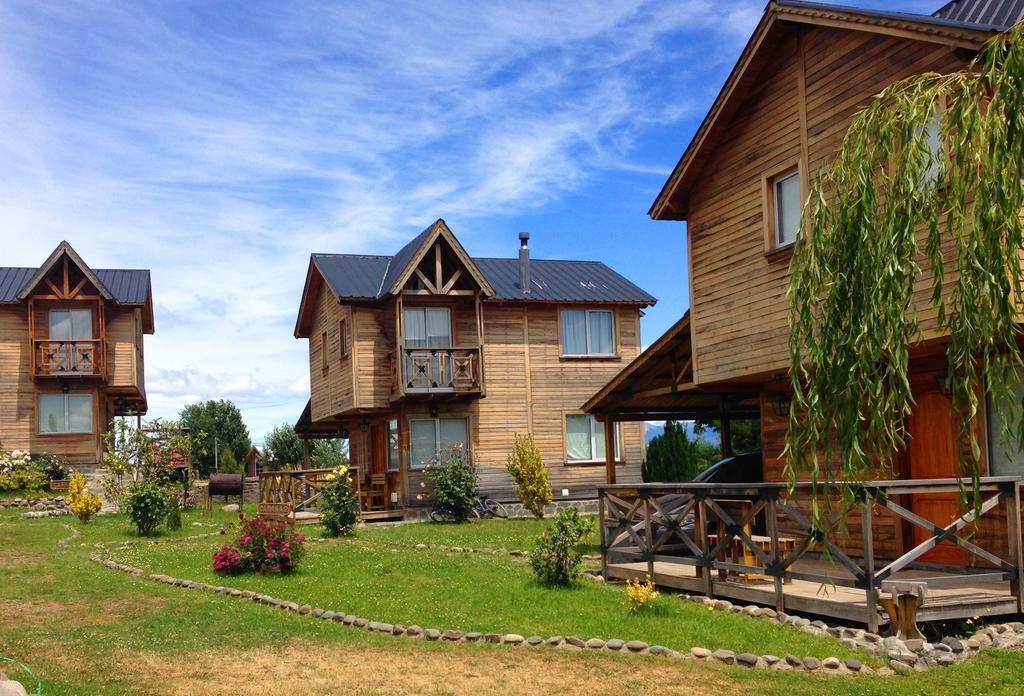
[49,309,92,340]
[561,309,615,357]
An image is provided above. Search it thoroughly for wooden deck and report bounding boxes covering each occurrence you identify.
[599,478,1024,630]
[606,557,1016,625]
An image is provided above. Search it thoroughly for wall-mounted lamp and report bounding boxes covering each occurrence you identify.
[339,426,349,440]
[935,369,953,396]
[60,380,69,394]
[772,374,791,417]
[429,401,439,418]
[360,419,369,432]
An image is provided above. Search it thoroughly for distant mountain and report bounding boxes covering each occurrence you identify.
[645,421,720,446]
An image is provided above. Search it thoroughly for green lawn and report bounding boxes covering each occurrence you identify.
[4,507,1024,695]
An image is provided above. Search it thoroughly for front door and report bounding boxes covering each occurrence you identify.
[907,390,966,565]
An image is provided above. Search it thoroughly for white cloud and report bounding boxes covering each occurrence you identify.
[0,0,761,437]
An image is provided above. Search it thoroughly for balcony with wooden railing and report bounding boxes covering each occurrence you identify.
[390,346,484,399]
[33,339,105,379]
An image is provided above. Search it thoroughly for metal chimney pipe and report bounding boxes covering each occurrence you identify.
[518,232,530,294]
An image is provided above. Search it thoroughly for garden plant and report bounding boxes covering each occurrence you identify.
[505,433,550,518]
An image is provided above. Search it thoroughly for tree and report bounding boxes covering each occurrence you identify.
[506,433,551,518]
[694,418,761,456]
[787,25,1024,530]
[642,421,708,482]
[311,439,348,469]
[179,400,251,477]
[264,424,303,470]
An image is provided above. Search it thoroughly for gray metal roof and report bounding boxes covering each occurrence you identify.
[933,0,1024,29]
[380,226,433,295]
[311,250,655,305]
[0,266,151,305]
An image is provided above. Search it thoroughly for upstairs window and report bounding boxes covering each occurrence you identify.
[403,307,451,348]
[771,169,801,248]
[39,393,92,434]
[339,318,350,359]
[321,331,328,369]
[49,308,92,340]
[919,108,943,186]
[561,309,615,356]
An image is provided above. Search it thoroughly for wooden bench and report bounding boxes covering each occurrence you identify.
[709,533,796,585]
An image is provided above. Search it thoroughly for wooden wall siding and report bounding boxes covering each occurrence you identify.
[107,307,143,391]
[353,304,394,408]
[308,282,356,422]
[0,307,35,455]
[687,26,969,386]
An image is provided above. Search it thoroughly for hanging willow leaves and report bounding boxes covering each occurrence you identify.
[786,23,1024,535]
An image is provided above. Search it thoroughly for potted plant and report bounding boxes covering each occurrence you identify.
[41,455,70,491]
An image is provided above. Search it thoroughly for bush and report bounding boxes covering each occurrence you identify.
[212,515,305,575]
[123,481,169,536]
[165,496,182,531]
[38,453,70,481]
[0,447,46,493]
[217,446,242,474]
[320,465,359,537]
[426,445,478,522]
[530,508,592,586]
[505,433,551,518]
[66,474,102,523]
[624,574,661,613]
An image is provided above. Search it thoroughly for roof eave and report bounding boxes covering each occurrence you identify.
[649,0,995,222]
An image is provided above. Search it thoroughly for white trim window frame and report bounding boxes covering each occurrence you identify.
[408,417,468,470]
[773,169,801,247]
[561,309,615,357]
[565,414,619,463]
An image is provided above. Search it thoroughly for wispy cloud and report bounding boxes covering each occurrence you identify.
[0,0,766,436]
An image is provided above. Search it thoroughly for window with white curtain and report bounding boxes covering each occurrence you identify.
[561,309,615,356]
[49,309,93,340]
[565,414,618,462]
[919,108,942,186]
[409,417,468,470]
[39,393,92,434]
[403,307,451,348]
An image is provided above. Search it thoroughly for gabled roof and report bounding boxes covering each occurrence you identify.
[295,221,656,337]
[649,0,999,221]
[380,219,494,297]
[0,241,155,333]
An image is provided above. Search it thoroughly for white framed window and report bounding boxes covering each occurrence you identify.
[565,414,619,463]
[320,331,328,369]
[403,307,451,348]
[919,107,942,186]
[772,169,801,247]
[387,419,400,472]
[39,393,92,434]
[409,417,468,470]
[561,309,615,356]
[49,308,93,340]
[987,368,1024,476]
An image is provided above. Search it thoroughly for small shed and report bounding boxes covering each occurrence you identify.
[243,446,264,479]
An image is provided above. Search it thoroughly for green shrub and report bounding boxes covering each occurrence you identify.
[217,446,242,474]
[165,495,182,531]
[426,445,477,522]
[0,447,46,492]
[320,465,359,537]
[642,421,706,482]
[506,433,551,518]
[124,481,169,536]
[530,508,592,586]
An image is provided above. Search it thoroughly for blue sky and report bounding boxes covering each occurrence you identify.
[0,0,940,442]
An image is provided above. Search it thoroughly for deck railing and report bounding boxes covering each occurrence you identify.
[257,468,335,518]
[391,346,482,396]
[34,339,104,377]
[598,477,1024,631]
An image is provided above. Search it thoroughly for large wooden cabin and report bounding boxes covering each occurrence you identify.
[290,219,654,519]
[0,241,153,466]
[588,0,1024,630]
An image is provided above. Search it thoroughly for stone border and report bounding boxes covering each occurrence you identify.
[1,495,68,510]
[88,535,1024,676]
[90,554,878,676]
[57,523,80,549]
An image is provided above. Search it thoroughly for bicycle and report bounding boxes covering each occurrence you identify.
[473,494,508,519]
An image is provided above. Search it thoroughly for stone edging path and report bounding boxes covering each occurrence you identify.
[87,549,1024,677]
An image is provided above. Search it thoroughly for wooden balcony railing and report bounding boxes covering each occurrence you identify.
[34,339,104,378]
[391,346,483,397]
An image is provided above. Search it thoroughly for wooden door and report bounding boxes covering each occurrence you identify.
[907,390,966,565]
[369,423,391,509]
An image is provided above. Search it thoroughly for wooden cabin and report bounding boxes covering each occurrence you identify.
[290,219,654,519]
[0,241,154,466]
[588,0,1024,630]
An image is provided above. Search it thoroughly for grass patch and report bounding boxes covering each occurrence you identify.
[357,516,600,554]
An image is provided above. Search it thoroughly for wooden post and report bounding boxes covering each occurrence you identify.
[598,489,608,581]
[301,439,310,470]
[644,493,655,578]
[697,497,714,598]
[862,495,879,634]
[604,417,617,485]
[721,414,733,458]
[766,496,784,613]
[1006,481,1024,612]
